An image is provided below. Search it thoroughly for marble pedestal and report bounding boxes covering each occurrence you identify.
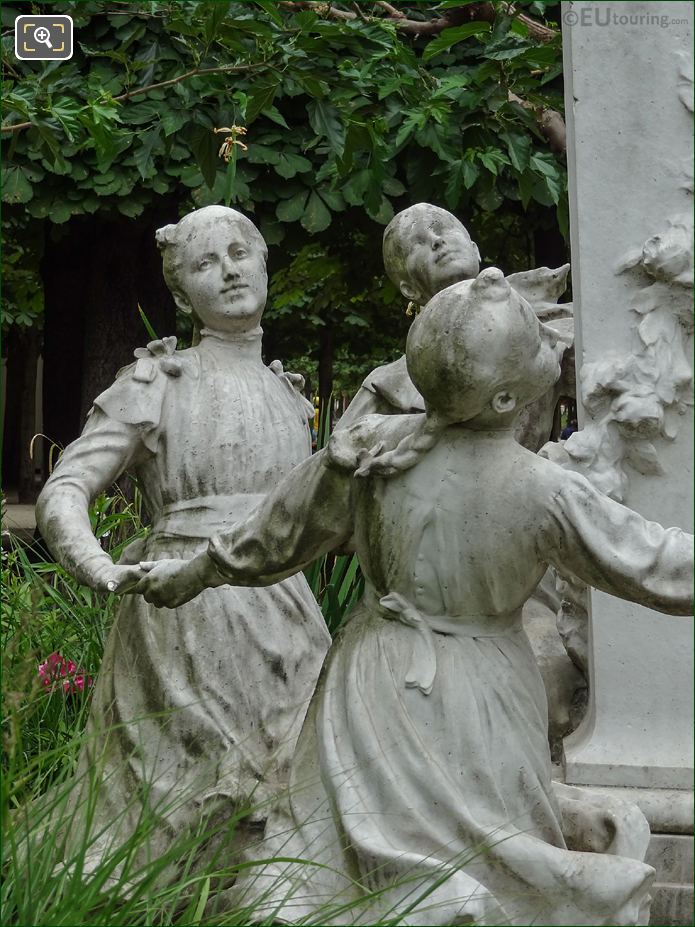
[561,4,693,924]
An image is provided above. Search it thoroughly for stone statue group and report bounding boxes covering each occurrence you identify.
[36,204,693,925]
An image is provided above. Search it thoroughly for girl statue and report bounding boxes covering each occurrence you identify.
[35,205,331,882]
[338,202,574,454]
[136,269,692,925]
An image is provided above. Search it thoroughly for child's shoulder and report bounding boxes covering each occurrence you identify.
[522,447,602,519]
[326,412,426,472]
[362,355,424,414]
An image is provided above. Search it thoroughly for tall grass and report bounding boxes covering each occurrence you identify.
[1,492,516,926]
[1,450,365,925]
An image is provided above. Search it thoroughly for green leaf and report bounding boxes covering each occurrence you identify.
[51,98,83,142]
[422,22,491,62]
[253,0,283,25]
[138,303,159,340]
[160,108,187,137]
[91,101,122,125]
[518,170,534,209]
[307,100,345,156]
[500,130,531,172]
[263,106,289,130]
[259,216,285,245]
[93,175,124,196]
[134,40,160,87]
[344,313,369,327]
[246,80,278,124]
[117,199,145,218]
[276,190,309,222]
[530,152,559,178]
[125,101,162,126]
[186,123,219,189]
[382,176,406,197]
[444,161,465,209]
[483,45,530,61]
[341,168,370,206]
[365,194,394,225]
[557,195,569,240]
[49,201,73,224]
[204,1,231,42]
[2,166,33,204]
[317,188,345,211]
[133,127,161,181]
[31,120,61,161]
[274,151,312,179]
[247,144,280,165]
[462,159,480,189]
[223,150,237,207]
[534,172,563,206]
[394,112,424,149]
[478,148,509,176]
[301,191,332,233]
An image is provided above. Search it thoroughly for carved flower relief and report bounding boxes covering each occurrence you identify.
[610,388,663,440]
[618,215,694,288]
[642,227,693,285]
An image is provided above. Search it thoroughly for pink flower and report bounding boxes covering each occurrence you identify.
[38,652,93,695]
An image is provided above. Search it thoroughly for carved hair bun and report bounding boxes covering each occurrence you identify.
[155,224,177,251]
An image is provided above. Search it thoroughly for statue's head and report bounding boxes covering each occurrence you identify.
[406,268,562,425]
[383,203,481,308]
[156,206,268,333]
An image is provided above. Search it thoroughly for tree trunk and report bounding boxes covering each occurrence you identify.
[17,328,40,502]
[41,220,86,472]
[41,202,179,473]
[2,326,42,502]
[2,329,21,494]
[80,204,179,424]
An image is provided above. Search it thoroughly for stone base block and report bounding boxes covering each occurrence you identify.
[647,834,694,927]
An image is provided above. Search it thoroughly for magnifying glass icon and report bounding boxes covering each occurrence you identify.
[34,25,53,49]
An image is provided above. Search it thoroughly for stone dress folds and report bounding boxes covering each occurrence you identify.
[205,418,693,926]
[36,329,330,877]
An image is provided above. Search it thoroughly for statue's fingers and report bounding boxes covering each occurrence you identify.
[111,568,145,595]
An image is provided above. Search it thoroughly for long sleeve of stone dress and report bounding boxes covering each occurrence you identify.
[208,450,354,586]
[541,470,693,615]
[36,409,143,588]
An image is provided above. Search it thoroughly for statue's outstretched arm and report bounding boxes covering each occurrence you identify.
[541,469,693,616]
[207,450,355,587]
[36,410,144,589]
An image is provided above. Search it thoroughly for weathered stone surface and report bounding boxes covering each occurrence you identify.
[561,0,694,793]
[35,205,330,883]
[139,270,693,925]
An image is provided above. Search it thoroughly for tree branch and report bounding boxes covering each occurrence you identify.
[279,2,356,21]
[280,1,557,40]
[374,1,405,19]
[508,91,566,153]
[501,3,557,42]
[1,62,268,134]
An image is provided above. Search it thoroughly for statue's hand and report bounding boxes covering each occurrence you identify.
[132,558,207,609]
[96,563,149,595]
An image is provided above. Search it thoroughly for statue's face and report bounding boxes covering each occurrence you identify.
[402,213,480,304]
[177,218,267,331]
[509,292,563,397]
